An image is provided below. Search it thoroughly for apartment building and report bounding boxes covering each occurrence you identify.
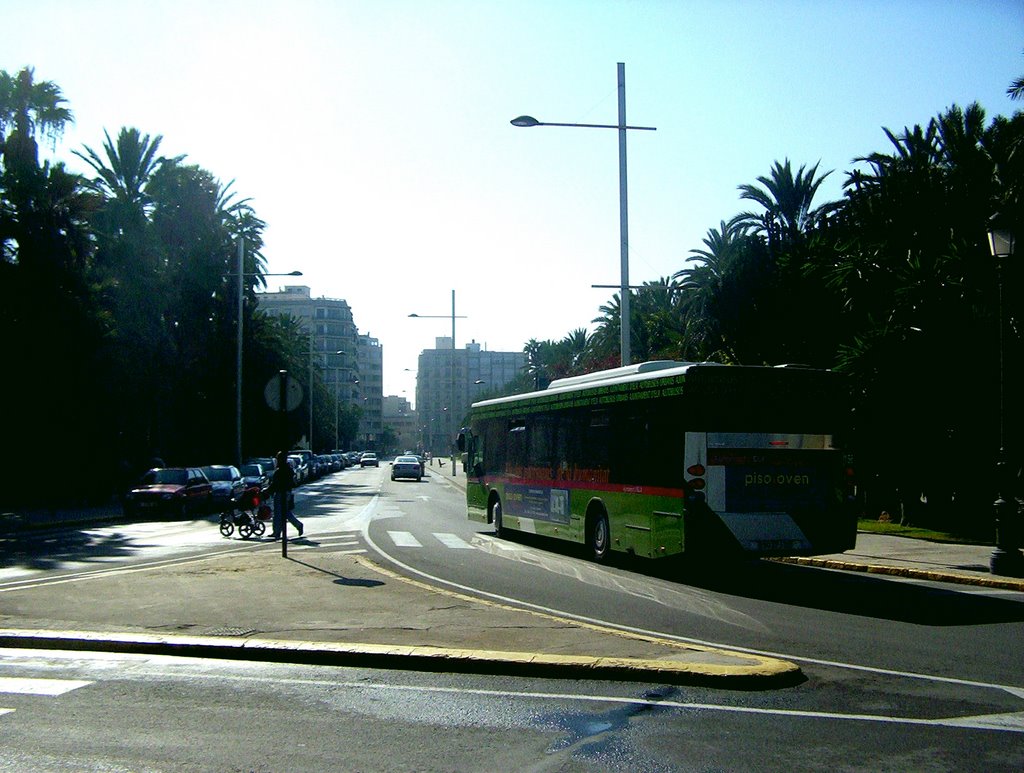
[256,286,383,449]
[415,338,525,456]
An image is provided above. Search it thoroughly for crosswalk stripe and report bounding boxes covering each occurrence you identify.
[434,533,472,549]
[0,677,92,696]
[388,531,422,547]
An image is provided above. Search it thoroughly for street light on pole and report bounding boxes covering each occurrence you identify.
[987,219,1022,576]
[333,350,347,451]
[229,238,301,466]
[409,290,467,475]
[512,62,655,367]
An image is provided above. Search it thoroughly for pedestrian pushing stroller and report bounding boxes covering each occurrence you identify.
[218,487,268,540]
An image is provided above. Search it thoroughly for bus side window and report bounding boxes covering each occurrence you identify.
[484,421,504,474]
[507,419,527,475]
[528,414,556,480]
[583,409,610,471]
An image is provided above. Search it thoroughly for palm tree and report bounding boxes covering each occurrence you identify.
[1008,54,1024,101]
[0,67,74,169]
[74,127,182,228]
[735,159,835,252]
[590,293,623,365]
[673,220,751,361]
[560,328,590,373]
[631,277,680,362]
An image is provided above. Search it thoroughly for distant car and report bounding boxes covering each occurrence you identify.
[247,456,276,472]
[201,465,246,510]
[239,463,270,495]
[391,455,423,481]
[124,467,212,519]
[287,454,307,483]
[360,452,378,468]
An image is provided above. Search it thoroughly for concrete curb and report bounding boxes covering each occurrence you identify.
[771,556,1024,592]
[0,629,803,689]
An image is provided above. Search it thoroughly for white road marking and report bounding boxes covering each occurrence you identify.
[362,524,1024,702]
[434,533,472,549]
[387,531,422,548]
[78,665,1024,736]
[0,677,92,696]
[0,543,263,593]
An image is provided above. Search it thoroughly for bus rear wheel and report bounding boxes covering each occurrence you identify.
[491,497,504,538]
[588,510,610,562]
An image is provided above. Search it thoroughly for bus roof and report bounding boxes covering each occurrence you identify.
[471,360,715,410]
[470,360,838,412]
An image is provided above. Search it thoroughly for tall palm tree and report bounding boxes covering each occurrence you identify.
[631,277,680,362]
[560,328,590,373]
[0,67,74,169]
[673,220,749,361]
[74,127,182,228]
[590,293,623,364]
[735,159,834,252]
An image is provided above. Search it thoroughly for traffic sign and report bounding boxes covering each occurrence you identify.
[264,372,303,412]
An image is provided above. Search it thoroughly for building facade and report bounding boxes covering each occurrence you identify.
[256,286,383,450]
[382,395,418,454]
[415,338,525,456]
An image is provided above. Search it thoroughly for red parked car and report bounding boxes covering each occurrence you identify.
[124,467,213,519]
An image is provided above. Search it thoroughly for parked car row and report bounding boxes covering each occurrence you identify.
[122,451,356,519]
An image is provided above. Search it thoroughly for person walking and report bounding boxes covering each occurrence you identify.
[266,451,304,539]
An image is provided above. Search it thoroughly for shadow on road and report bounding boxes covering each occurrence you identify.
[0,528,138,572]
[663,559,1024,627]
[286,556,385,588]
[502,530,1024,627]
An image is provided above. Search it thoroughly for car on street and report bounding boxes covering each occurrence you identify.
[124,467,213,519]
[201,465,246,510]
[403,451,427,476]
[359,452,379,467]
[289,450,314,481]
[287,454,307,483]
[239,463,270,495]
[390,455,423,481]
[247,456,276,473]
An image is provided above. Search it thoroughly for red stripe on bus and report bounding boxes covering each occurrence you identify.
[483,476,685,499]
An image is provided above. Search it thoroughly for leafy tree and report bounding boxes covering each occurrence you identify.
[0,68,113,504]
[832,103,1022,532]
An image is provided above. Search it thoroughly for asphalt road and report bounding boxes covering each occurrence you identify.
[367,467,1024,686]
[1,464,1022,771]
[2,646,1022,772]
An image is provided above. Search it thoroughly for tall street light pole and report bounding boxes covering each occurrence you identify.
[512,62,655,367]
[231,238,301,467]
[333,350,349,452]
[987,220,1022,576]
[409,290,466,475]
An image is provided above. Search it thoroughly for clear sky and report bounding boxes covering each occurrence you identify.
[6,0,1022,405]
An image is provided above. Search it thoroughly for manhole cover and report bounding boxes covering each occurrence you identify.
[205,627,257,637]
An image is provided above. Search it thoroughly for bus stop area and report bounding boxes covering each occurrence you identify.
[1,469,1022,689]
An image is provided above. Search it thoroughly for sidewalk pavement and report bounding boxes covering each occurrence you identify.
[1,467,1021,689]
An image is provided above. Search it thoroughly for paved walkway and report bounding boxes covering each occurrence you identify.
[1,466,1021,688]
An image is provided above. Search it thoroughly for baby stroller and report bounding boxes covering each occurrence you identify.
[218,487,268,540]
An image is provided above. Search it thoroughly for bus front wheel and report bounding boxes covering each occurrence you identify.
[588,510,610,562]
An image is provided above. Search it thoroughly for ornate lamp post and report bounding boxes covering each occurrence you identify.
[987,221,1023,576]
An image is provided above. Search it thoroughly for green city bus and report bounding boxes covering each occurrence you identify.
[456,360,855,562]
